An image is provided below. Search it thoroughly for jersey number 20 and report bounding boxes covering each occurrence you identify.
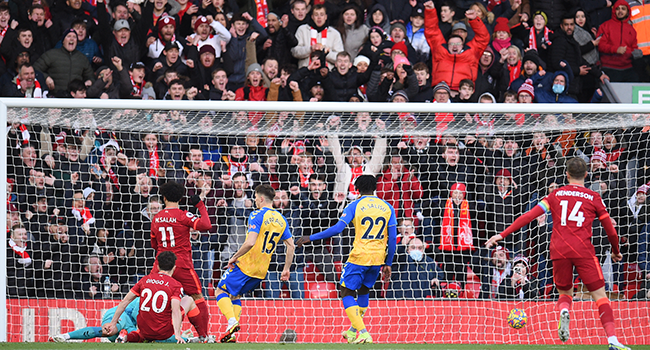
[140,288,168,313]
[559,200,585,227]
[361,216,386,240]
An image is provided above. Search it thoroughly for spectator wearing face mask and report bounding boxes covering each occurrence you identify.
[388,238,445,299]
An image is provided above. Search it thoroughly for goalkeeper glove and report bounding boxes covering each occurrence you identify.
[188,195,202,206]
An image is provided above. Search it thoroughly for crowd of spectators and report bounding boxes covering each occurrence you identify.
[4,0,650,301]
[0,0,648,103]
[6,107,650,300]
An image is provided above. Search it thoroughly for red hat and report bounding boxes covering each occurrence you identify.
[450,182,466,194]
[8,203,18,213]
[194,16,208,32]
[495,168,512,179]
[391,41,408,58]
[517,79,535,99]
[637,184,649,194]
[591,149,607,165]
[494,17,510,34]
[158,15,176,31]
[491,245,510,259]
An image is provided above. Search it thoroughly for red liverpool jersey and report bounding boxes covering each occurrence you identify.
[150,203,211,269]
[131,272,183,340]
[541,184,613,260]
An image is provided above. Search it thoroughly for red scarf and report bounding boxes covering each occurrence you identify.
[130,76,144,97]
[299,168,313,188]
[492,38,511,53]
[440,198,473,251]
[348,166,363,197]
[227,155,248,176]
[9,239,32,266]
[0,25,7,38]
[529,27,551,50]
[71,206,95,225]
[434,112,454,142]
[16,78,43,98]
[269,173,279,189]
[508,61,521,85]
[149,145,159,178]
[254,0,269,27]
[100,154,120,190]
[178,5,190,24]
[16,124,30,148]
[487,0,501,12]
[309,27,327,64]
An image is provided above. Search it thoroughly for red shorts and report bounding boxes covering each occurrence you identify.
[151,264,202,296]
[553,256,605,292]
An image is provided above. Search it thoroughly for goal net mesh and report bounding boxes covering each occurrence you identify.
[5,106,650,344]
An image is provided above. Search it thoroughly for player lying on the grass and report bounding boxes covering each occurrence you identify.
[215,184,295,343]
[297,175,397,344]
[50,298,141,342]
[486,157,630,350]
[104,251,197,343]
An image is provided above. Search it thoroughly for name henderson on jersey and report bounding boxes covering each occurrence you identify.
[555,190,594,201]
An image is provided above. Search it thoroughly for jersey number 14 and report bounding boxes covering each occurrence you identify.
[559,200,585,227]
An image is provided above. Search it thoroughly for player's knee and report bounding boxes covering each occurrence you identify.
[341,287,356,298]
[191,293,204,301]
[358,285,370,295]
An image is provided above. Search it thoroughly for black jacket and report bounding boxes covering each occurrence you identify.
[321,66,372,102]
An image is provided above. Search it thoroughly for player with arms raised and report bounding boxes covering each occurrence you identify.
[297,175,397,344]
[215,184,295,343]
[151,181,212,341]
[105,251,198,343]
[487,158,630,350]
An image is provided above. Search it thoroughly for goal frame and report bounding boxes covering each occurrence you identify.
[2,97,650,342]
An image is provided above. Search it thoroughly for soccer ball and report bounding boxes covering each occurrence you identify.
[507,308,527,329]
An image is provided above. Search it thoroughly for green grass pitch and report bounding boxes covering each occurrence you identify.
[3,344,650,350]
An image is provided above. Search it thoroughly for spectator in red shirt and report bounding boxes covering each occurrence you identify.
[424,1,490,92]
[597,0,640,82]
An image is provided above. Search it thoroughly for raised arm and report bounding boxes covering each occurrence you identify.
[486,205,544,247]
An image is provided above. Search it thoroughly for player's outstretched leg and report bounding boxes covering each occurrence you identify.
[216,292,240,343]
[189,295,212,342]
[587,288,631,350]
[556,291,573,342]
[49,326,104,342]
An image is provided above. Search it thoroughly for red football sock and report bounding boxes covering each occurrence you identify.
[127,331,144,343]
[189,298,209,338]
[557,294,572,311]
[596,298,616,338]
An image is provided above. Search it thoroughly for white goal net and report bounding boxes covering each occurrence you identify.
[2,100,650,344]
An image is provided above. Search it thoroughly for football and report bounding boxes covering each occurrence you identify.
[507,308,527,329]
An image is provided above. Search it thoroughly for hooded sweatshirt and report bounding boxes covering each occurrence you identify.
[597,0,638,70]
[531,61,577,103]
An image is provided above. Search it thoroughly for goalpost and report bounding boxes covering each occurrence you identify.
[2,98,650,344]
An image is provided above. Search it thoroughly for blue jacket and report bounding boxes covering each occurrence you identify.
[406,22,429,58]
[531,63,578,103]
